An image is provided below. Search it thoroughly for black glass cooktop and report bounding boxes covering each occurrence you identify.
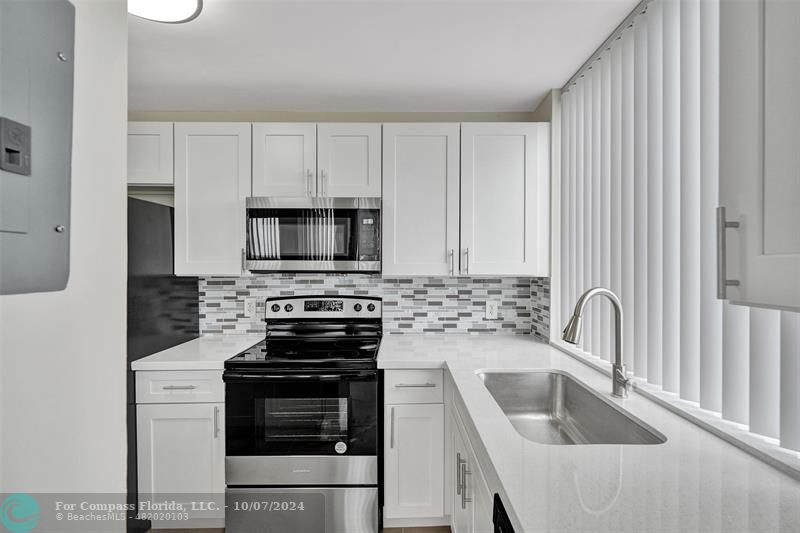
[225,337,380,371]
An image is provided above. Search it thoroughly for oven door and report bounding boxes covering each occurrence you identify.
[226,487,378,533]
[224,370,378,457]
[245,197,380,272]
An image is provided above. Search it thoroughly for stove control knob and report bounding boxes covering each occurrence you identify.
[354,303,362,312]
[271,304,280,313]
[367,303,376,312]
[284,304,294,312]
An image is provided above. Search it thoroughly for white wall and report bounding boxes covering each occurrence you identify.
[0,0,127,497]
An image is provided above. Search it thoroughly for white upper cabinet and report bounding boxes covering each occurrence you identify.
[127,122,174,186]
[174,123,251,276]
[460,123,550,277]
[720,0,800,310]
[252,123,317,197]
[317,123,382,197]
[383,124,460,276]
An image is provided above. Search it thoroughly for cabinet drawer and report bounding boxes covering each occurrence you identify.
[136,370,224,404]
[385,369,443,404]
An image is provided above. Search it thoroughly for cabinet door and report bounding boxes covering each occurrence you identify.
[720,0,800,310]
[174,123,251,276]
[252,123,316,197]
[137,403,225,524]
[383,124,460,276]
[384,403,444,519]
[460,123,550,276]
[450,421,473,533]
[317,123,381,197]
[128,122,173,186]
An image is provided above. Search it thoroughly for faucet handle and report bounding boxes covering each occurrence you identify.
[616,367,633,390]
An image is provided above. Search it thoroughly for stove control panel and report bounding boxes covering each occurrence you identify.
[264,296,382,320]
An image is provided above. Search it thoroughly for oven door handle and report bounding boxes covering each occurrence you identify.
[223,371,376,383]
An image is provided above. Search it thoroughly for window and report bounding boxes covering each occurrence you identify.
[552,0,800,454]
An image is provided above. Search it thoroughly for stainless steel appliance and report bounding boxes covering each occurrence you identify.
[245,197,381,272]
[224,296,382,533]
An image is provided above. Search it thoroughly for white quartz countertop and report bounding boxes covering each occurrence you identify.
[130,335,263,371]
[378,334,800,533]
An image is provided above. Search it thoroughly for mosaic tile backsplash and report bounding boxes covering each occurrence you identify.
[199,275,550,340]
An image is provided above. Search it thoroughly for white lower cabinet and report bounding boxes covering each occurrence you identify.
[136,402,225,529]
[383,403,445,519]
[448,398,493,533]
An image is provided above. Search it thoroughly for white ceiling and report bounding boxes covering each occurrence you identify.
[128,0,637,112]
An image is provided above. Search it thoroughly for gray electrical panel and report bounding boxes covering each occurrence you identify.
[0,0,75,294]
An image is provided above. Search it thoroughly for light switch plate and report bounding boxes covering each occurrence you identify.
[485,300,499,320]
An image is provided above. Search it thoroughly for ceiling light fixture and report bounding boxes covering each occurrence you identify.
[128,0,203,24]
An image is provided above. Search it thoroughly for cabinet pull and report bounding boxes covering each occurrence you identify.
[162,385,196,390]
[463,248,470,275]
[460,462,473,509]
[716,206,741,299]
[306,169,314,197]
[449,248,455,276]
[241,248,247,273]
[394,383,437,388]
[320,169,327,196]
[390,407,396,448]
[213,406,220,438]
[456,452,466,495]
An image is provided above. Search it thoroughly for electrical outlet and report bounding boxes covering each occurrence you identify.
[244,297,257,318]
[485,300,499,320]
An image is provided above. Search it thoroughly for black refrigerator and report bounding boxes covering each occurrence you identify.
[127,198,199,532]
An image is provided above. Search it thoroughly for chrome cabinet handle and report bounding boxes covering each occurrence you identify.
[306,169,314,197]
[320,169,327,196]
[460,462,472,509]
[716,206,741,299]
[456,452,466,495]
[394,383,437,388]
[241,247,247,272]
[390,407,396,448]
[463,248,469,275]
[448,249,455,276]
[213,406,220,438]
[162,385,196,390]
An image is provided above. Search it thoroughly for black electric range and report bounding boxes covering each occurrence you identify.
[223,296,383,533]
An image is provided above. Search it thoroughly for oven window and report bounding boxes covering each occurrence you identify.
[259,398,348,442]
[225,375,378,456]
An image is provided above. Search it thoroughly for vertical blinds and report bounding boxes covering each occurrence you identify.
[557,0,800,452]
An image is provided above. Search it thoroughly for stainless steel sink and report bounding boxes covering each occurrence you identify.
[478,371,666,445]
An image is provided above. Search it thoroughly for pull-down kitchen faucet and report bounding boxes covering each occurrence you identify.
[562,287,632,398]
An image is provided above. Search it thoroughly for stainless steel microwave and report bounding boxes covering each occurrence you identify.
[245,197,380,273]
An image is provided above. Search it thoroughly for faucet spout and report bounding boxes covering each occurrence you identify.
[561,287,631,398]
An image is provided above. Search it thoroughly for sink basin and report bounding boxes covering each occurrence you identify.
[477,370,666,445]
